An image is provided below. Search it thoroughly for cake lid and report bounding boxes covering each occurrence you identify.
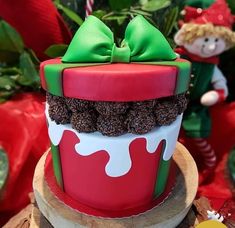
[40,15,191,101]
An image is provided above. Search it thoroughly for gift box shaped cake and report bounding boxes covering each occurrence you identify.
[40,15,191,217]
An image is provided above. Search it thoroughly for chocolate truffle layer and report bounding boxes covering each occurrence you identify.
[47,92,187,136]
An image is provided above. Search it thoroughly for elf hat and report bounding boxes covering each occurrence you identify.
[183,0,235,29]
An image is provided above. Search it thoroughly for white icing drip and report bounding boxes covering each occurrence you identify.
[48,119,67,146]
[75,136,132,177]
[46,104,182,177]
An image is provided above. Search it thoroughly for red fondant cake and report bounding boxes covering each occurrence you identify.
[40,15,191,217]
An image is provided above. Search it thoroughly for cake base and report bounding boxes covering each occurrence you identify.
[44,150,176,217]
[33,142,198,228]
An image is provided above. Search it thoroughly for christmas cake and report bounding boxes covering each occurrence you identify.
[40,15,191,217]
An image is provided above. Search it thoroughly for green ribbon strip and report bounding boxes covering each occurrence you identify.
[154,159,171,198]
[51,144,64,189]
[153,141,171,198]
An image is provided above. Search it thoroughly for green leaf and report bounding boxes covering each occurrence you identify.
[227,0,235,13]
[0,89,15,95]
[139,0,148,5]
[45,44,68,58]
[109,0,133,10]
[117,16,128,25]
[228,148,235,181]
[18,51,40,86]
[186,0,216,8]
[141,0,171,12]
[162,7,179,36]
[0,20,24,53]
[144,16,158,27]
[0,50,19,64]
[0,148,8,191]
[166,38,176,48]
[0,97,8,103]
[0,67,21,76]
[103,15,128,21]
[130,9,152,16]
[26,49,40,65]
[56,3,83,25]
[0,76,17,90]
[92,10,107,19]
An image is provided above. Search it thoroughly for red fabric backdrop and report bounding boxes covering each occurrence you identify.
[0,0,72,60]
[0,93,50,225]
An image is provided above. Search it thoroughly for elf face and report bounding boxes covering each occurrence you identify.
[184,36,226,58]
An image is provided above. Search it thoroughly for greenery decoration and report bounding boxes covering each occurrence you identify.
[0,20,40,103]
[0,148,8,194]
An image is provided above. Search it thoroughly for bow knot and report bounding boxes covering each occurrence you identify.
[111,43,130,63]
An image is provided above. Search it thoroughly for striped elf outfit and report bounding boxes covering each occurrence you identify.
[182,61,227,169]
[191,138,217,168]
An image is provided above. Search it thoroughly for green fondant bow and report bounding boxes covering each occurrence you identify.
[62,15,177,63]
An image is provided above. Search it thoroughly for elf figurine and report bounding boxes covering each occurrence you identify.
[174,0,235,169]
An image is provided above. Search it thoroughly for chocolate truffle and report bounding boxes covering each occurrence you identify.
[154,97,178,125]
[46,92,62,104]
[125,109,156,134]
[95,101,129,116]
[97,115,126,136]
[66,98,93,112]
[175,93,188,114]
[48,99,71,125]
[71,110,97,132]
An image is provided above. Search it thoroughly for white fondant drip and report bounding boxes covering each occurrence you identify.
[46,104,182,177]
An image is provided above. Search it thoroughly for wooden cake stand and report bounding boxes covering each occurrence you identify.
[32,142,198,228]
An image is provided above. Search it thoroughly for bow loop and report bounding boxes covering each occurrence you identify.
[125,16,177,61]
[62,16,114,63]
